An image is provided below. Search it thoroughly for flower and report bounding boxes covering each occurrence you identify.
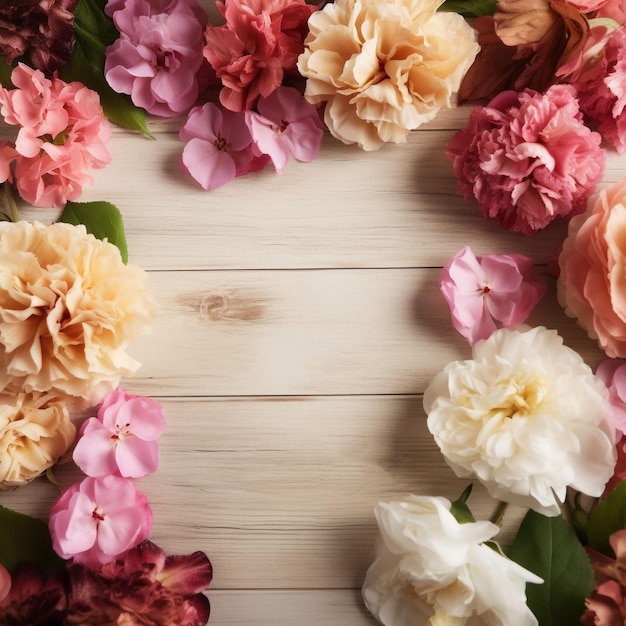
[597,359,626,435]
[447,84,606,235]
[440,246,546,344]
[297,0,479,151]
[203,0,316,112]
[105,0,208,118]
[73,388,166,479]
[0,391,75,490]
[65,540,212,626]
[362,495,541,626]
[0,0,78,73]
[49,474,153,568]
[558,178,626,358]
[423,326,616,516]
[0,221,155,404]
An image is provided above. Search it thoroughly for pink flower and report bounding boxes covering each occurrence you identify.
[203,0,316,112]
[49,475,153,568]
[245,86,323,173]
[597,359,626,435]
[180,101,268,190]
[440,246,546,344]
[447,84,606,235]
[73,389,166,479]
[604,434,626,495]
[105,0,207,117]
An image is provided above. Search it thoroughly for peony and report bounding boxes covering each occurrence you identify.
[362,495,541,626]
[424,326,616,516]
[447,84,606,235]
[0,391,75,490]
[558,179,626,358]
[0,221,155,404]
[297,0,479,151]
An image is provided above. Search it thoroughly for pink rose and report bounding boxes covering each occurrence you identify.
[558,179,626,358]
[447,84,606,235]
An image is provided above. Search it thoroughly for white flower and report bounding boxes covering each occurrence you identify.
[362,494,541,626]
[424,326,616,516]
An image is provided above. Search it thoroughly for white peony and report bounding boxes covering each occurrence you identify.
[362,494,541,626]
[424,326,616,516]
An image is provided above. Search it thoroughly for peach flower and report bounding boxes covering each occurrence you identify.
[297,0,479,151]
[0,391,75,490]
[558,179,626,358]
[0,221,155,403]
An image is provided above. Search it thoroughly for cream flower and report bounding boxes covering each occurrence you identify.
[297,0,479,151]
[424,326,616,516]
[0,221,155,403]
[362,495,541,626]
[0,391,75,489]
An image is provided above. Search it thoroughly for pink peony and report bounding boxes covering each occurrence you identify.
[597,359,626,435]
[105,0,208,117]
[204,0,316,112]
[447,84,606,235]
[49,475,153,568]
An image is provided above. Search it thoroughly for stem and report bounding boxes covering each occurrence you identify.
[4,182,19,222]
[490,500,509,527]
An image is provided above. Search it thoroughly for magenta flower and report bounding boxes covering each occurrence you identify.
[440,246,546,345]
[447,84,606,235]
[49,475,153,568]
[245,86,324,173]
[73,389,166,479]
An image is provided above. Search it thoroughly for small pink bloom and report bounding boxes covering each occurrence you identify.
[73,388,166,478]
[245,86,323,173]
[597,359,626,436]
[49,475,153,568]
[440,246,546,344]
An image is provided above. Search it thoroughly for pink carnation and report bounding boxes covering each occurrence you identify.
[447,84,606,235]
[204,0,316,112]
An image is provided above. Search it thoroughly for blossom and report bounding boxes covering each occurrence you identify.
[0,221,155,404]
[66,540,212,626]
[49,475,153,568]
[597,359,626,435]
[105,0,208,117]
[297,0,479,151]
[204,0,316,112]
[440,246,546,344]
[424,326,616,516]
[558,179,626,358]
[0,0,78,73]
[362,495,541,626]
[447,84,605,235]
[245,87,324,173]
[0,391,75,490]
[73,388,166,478]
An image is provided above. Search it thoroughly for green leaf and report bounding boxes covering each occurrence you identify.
[58,200,129,263]
[438,0,497,16]
[587,480,626,556]
[0,506,64,573]
[450,484,476,524]
[508,510,594,626]
[60,0,154,137]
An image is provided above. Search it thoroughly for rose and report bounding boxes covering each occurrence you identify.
[362,495,541,626]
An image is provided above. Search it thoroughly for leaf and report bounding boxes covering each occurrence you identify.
[587,480,626,557]
[508,510,594,626]
[58,200,129,263]
[0,506,64,573]
[450,484,476,524]
[60,0,154,137]
[438,0,497,16]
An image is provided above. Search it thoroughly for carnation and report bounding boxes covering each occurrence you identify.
[423,326,616,516]
[447,84,606,235]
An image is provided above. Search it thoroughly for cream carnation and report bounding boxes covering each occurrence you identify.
[297,0,479,151]
[0,391,75,489]
[0,221,155,403]
[424,326,616,516]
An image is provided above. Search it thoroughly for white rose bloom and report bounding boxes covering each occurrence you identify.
[424,326,616,516]
[362,495,541,626]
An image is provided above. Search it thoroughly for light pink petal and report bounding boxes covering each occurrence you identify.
[181,137,237,190]
[96,507,148,556]
[116,396,166,440]
[479,255,524,293]
[246,111,290,173]
[179,103,221,143]
[72,422,118,477]
[116,437,159,477]
[443,246,485,292]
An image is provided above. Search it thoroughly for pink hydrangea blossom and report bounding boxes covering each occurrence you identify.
[440,246,546,344]
[73,388,166,479]
[203,0,316,112]
[245,86,323,173]
[105,0,207,117]
[49,475,153,568]
[447,84,606,235]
